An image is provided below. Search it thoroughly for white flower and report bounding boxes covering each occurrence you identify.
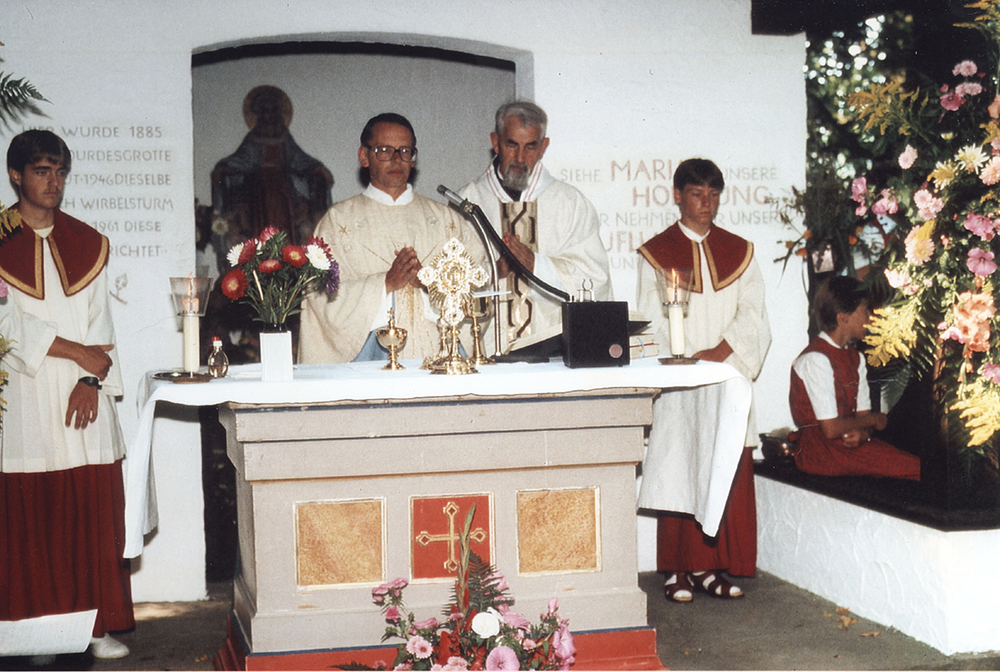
[305,244,331,271]
[471,611,501,638]
[226,242,244,267]
[956,144,988,173]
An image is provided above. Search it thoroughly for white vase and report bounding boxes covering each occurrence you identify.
[260,330,293,382]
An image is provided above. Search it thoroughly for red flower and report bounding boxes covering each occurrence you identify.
[259,258,282,273]
[436,630,459,665]
[259,226,279,242]
[221,269,248,300]
[238,240,257,265]
[282,245,307,268]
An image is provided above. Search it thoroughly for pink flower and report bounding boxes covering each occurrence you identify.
[258,226,279,242]
[547,597,560,616]
[551,625,576,670]
[965,213,996,240]
[982,157,1000,185]
[406,635,433,659]
[497,604,531,631]
[967,248,997,276]
[856,204,868,217]
[953,60,978,77]
[0,278,9,298]
[412,617,439,631]
[913,189,944,220]
[485,646,519,671]
[941,91,963,111]
[899,145,918,169]
[851,176,867,202]
[946,291,995,352]
[956,81,983,98]
[884,267,918,295]
[983,363,1000,384]
[488,572,510,592]
[871,191,898,216]
[991,96,1000,119]
[385,606,401,622]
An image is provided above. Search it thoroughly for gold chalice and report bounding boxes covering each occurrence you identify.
[376,308,407,370]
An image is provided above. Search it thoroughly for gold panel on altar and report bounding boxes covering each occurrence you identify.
[295,499,384,587]
[516,487,600,574]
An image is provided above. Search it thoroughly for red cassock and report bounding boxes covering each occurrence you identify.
[0,208,134,637]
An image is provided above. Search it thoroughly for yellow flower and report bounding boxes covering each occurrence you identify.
[952,379,1000,446]
[929,160,959,189]
[864,303,918,367]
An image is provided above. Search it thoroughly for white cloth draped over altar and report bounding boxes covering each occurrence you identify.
[124,357,751,558]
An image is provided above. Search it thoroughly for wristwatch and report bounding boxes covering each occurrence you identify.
[79,376,102,389]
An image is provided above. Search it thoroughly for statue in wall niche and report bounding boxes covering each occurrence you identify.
[203,85,334,366]
[209,85,333,275]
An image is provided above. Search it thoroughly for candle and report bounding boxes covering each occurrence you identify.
[182,314,200,372]
[667,303,685,356]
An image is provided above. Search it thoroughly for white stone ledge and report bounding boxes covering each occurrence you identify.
[756,475,1000,655]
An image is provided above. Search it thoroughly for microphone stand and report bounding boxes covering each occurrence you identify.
[438,185,571,358]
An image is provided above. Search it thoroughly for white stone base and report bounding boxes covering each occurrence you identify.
[756,475,1000,655]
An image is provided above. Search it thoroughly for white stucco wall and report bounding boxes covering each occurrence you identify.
[0,0,808,596]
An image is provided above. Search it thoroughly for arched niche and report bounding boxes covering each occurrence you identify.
[192,34,529,212]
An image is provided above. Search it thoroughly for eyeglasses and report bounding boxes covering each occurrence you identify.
[367,145,418,163]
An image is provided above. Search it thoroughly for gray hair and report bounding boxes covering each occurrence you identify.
[494,101,547,138]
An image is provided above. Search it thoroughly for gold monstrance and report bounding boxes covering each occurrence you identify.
[417,238,489,375]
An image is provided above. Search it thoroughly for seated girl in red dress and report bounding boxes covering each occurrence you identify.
[789,276,920,480]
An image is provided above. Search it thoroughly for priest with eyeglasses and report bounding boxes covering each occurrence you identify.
[300,113,479,363]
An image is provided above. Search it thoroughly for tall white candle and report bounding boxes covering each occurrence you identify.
[182,314,200,373]
[667,303,685,356]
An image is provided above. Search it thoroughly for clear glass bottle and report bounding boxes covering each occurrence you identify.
[207,336,229,379]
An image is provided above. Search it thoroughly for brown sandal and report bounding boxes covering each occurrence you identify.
[691,571,744,598]
[664,572,694,602]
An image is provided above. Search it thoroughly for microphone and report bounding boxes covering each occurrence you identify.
[437,184,468,209]
[437,184,570,304]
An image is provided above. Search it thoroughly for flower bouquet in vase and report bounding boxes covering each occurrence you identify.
[358,506,575,671]
[221,226,339,381]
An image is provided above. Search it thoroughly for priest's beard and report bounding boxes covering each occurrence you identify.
[499,162,530,191]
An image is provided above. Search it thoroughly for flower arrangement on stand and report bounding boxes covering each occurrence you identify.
[843,0,1000,460]
[353,508,575,671]
[220,226,339,327]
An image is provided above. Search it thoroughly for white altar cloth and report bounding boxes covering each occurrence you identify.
[124,358,750,557]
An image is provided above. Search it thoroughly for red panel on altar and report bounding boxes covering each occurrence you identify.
[410,495,491,580]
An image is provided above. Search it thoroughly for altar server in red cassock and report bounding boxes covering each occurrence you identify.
[0,130,134,660]
[790,275,920,480]
[637,158,771,603]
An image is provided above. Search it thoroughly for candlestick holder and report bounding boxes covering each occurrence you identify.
[654,267,697,365]
[169,276,213,380]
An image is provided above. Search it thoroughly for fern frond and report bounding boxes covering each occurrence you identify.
[0,72,48,131]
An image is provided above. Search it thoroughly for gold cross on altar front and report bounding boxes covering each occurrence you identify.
[415,501,487,572]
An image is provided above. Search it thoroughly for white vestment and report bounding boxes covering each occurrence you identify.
[635,222,770,533]
[300,187,480,363]
[0,233,125,473]
[458,162,611,351]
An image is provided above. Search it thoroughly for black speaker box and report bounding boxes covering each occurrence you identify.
[561,301,630,368]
